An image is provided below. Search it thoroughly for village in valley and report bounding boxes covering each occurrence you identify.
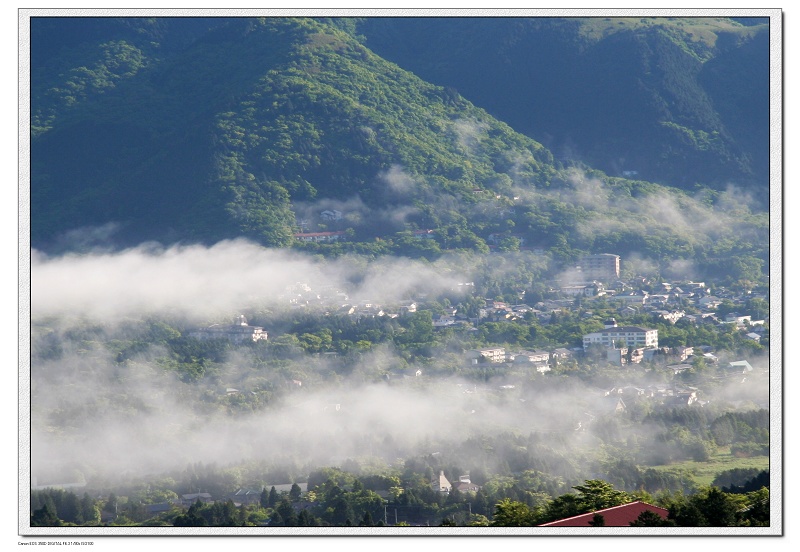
[190,247,769,415]
[104,247,767,527]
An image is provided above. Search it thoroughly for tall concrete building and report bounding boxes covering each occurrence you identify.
[578,253,620,281]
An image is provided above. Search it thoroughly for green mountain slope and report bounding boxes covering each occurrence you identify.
[356,17,769,195]
[31,17,556,248]
[29,16,768,285]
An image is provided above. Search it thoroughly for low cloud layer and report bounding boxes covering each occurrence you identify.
[31,239,467,322]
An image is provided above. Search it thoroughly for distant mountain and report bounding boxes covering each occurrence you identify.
[357,17,769,195]
[28,16,768,285]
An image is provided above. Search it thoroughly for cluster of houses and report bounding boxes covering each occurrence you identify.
[560,275,765,331]
[279,281,430,321]
[287,228,766,338]
[189,268,765,374]
[187,252,766,412]
[600,383,702,409]
[466,346,566,374]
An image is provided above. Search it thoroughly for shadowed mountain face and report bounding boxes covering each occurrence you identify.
[357,17,769,196]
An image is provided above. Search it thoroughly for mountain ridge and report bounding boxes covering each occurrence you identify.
[356,17,768,194]
[28,16,768,286]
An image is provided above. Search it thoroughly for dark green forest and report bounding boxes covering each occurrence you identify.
[31,474,768,527]
[359,17,769,195]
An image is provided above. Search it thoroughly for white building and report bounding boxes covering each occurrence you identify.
[583,325,658,351]
[577,253,620,281]
[466,347,506,364]
[511,350,550,364]
[432,471,452,493]
[560,284,596,297]
[613,291,649,304]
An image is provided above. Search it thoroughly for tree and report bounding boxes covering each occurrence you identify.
[745,298,769,321]
[275,498,297,526]
[297,509,318,526]
[543,493,582,523]
[267,486,279,508]
[692,354,708,373]
[359,511,375,526]
[218,499,241,526]
[630,510,674,526]
[289,483,302,502]
[490,499,536,526]
[671,501,707,527]
[572,480,632,512]
[740,488,769,527]
[446,486,463,506]
[396,310,434,347]
[60,491,82,524]
[695,487,738,526]
[80,493,100,524]
[31,503,61,527]
[468,514,490,526]
[173,500,207,527]
[329,495,356,526]
[588,513,605,526]
[497,236,521,252]
[104,493,118,517]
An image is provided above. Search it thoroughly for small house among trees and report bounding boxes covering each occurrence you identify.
[431,470,452,493]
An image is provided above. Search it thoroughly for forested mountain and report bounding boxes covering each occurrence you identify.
[358,17,769,195]
[31,17,555,249]
[29,16,769,284]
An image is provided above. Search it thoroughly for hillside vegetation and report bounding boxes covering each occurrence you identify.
[29,16,768,286]
[358,17,769,195]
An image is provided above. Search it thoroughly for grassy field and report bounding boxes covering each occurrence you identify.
[649,448,770,487]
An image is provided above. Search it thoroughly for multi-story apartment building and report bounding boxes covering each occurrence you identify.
[578,253,620,281]
[583,325,658,351]
[466,347,507,364]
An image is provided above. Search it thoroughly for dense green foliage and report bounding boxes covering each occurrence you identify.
[31,17,550,249]
[30,474,768,527]
[358,17,769,196]
[30,17,769,290]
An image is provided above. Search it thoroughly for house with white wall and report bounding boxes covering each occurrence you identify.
[583,322,658,352]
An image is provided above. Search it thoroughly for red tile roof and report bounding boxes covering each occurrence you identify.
[538,501,669,527]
